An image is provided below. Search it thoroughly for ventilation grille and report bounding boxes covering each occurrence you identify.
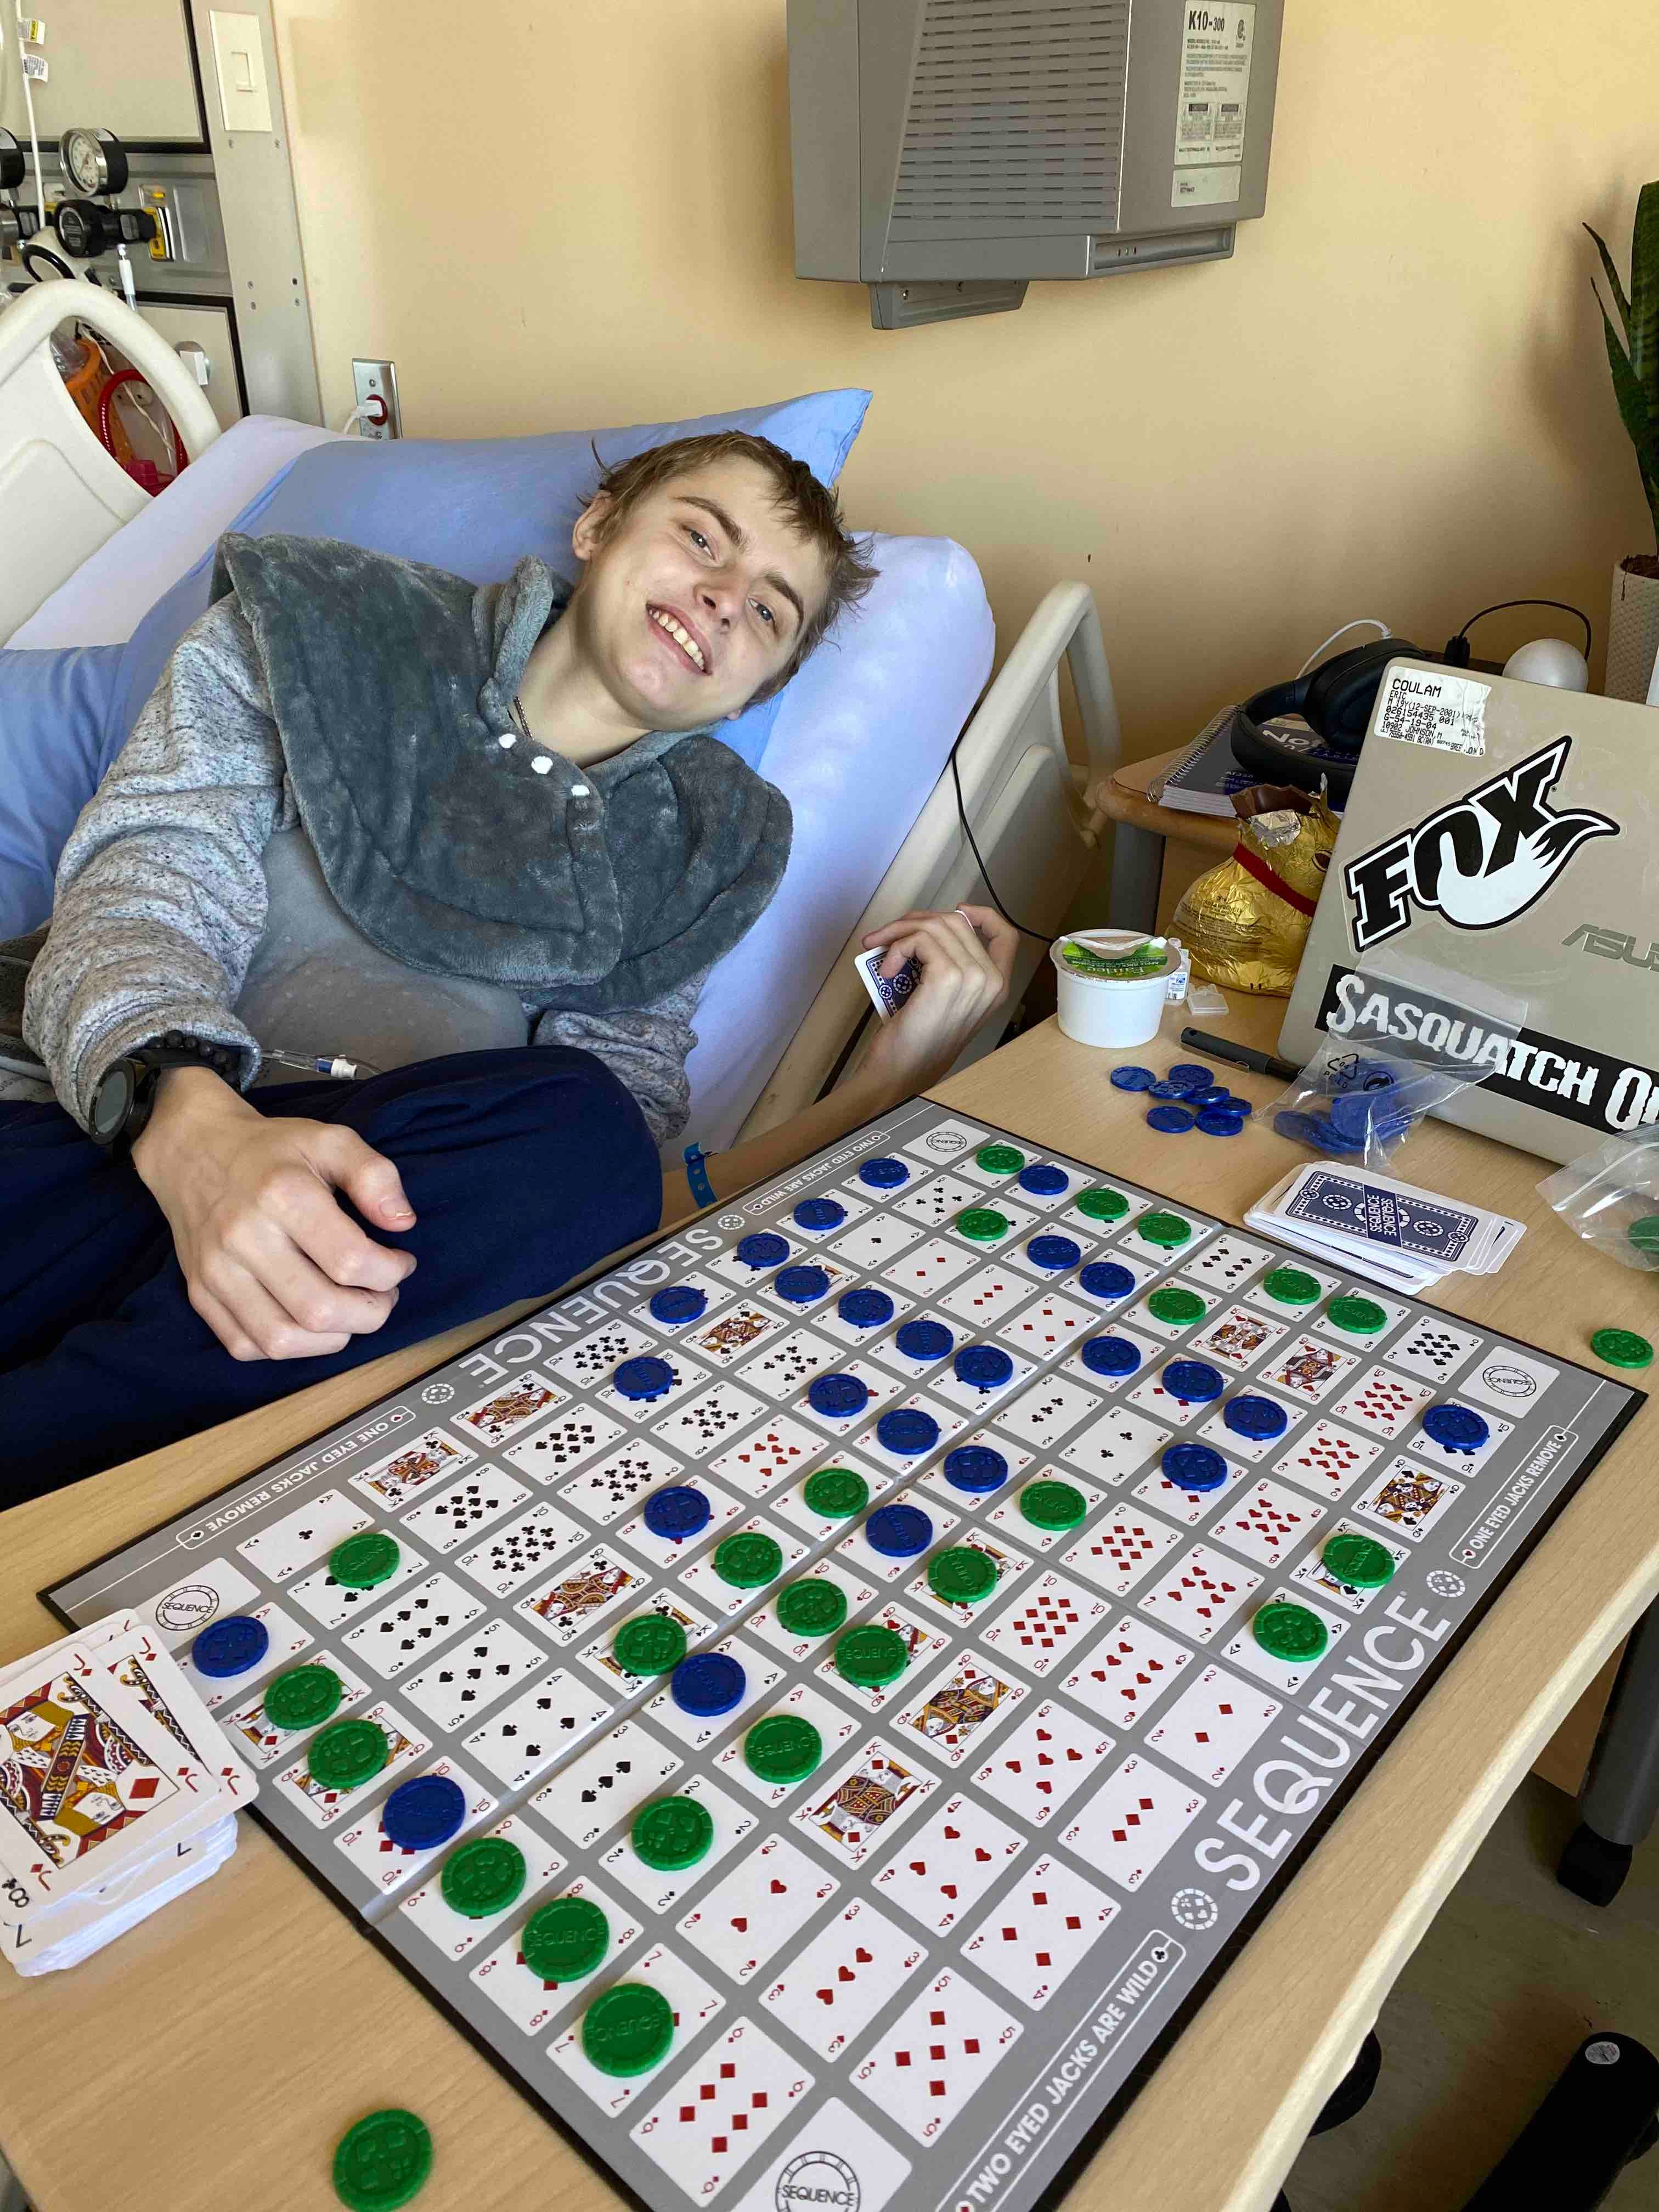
[891,0,1130,237]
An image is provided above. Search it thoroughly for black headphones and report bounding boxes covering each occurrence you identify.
[1231,636,1425,805]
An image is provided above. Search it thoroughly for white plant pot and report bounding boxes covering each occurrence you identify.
[1604,561,1659,702]
[1050,932,1176,1049]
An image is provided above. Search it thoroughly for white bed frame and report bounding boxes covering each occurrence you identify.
[1,304,1128,1131]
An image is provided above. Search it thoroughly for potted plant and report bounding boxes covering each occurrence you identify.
[1588,183,1659,699]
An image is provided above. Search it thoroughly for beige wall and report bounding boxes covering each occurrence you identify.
[270,0,1657,803]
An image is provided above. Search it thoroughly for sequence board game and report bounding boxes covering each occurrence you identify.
[48,1101,1643,2212]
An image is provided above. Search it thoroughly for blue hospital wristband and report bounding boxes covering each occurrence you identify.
[683,1143,716,1209]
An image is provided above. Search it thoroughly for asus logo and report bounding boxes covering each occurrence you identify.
[1562,923,1659,971]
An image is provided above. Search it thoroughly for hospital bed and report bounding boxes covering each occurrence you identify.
[1,283,1132,1156]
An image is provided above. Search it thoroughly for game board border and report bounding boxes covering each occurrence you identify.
[40,1094,1649,2212]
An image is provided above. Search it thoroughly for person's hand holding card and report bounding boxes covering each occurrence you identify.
[855,906,1018,1091]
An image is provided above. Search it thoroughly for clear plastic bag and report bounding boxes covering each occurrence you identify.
[1538,1135,1659,1273]
[1268,956,1525,1170]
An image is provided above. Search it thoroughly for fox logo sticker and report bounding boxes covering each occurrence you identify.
[1344,737,1618,953]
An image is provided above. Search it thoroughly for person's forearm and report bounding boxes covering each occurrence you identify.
[130,1064,260,1193]
[661,1065,913,1228]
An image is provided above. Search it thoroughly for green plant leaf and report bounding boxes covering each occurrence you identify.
[1585,221,1632,347]
[1629,182,1659,405]
[1599,296,1659,550]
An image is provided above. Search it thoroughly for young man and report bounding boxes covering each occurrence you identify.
[0,431,1015,1498]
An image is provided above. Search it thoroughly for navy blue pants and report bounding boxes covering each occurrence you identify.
[0,1047,662,1504]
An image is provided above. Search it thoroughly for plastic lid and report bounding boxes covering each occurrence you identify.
[714,1531,785,1588]
[643,1485,712,1542]
[191,1614,269,1679]
[1020,1478,1087,1530]
[803,1466,868,1518]
[522,1893,611,1981]
[859,1155,910,1187]
[1147,1286,1206,1326]
[838,1288,894,1329]
[670,1651,747,1717]
[895,1318,952,1362]
[928,1545,998,1605]
[1328,1294,1388,1335]
[331,2108,433,2212]
[262,1663,343,1734]
[1421,1403,1490,1451]
[1160,1358,1224,1402]
[794,1197,846,1232]
[1592,1326,1654,1369]
[440,1833,528,1920]
[1263,1266,1321,1306]
[1079,1261,1137,1301]
[835,1623,910,1687]
[650,1284,706,1324]
[942,1443,1008,1494]
[308,1717,390,1793]
[876,1408,939,1457]
[1075,1186,1130,1220]
[808,1372,869,1419]
[632,1795,715,1871]
[1161,1442,1228,1493]
[775,1578,848,1638]
[953,1344,1013,1389]
[1223,1393,1288,1440]
[582,1982,675,2078]
[613,1613,689,1675]
[1027,1234,1082,1272]
[614,1354,676,1401]
[776,1265,832,1306]
[1018,1163,1069,1196]
[381,1774,466,1853]
[1321,1531,1396,1588]
[1147,1105,1196,1134]
[1137,1211,1192,1246]
[976,1143,1025,1174]
[744,1713,823,1785]
[736,1232,789,1269]
[1081,1333,1141,1376]
[1252,1601,1330,1663]
[330,1530,401,1590]
[865,1502,933,1557]
[957,1207,1010,1242]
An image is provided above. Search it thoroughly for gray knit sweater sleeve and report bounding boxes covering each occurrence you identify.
[532,964,708,1151]
[22,597,280,1131]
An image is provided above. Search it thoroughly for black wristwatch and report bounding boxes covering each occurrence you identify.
[89,1031,242,1160]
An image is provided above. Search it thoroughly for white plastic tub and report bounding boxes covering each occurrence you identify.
[1050,931,1177,1049]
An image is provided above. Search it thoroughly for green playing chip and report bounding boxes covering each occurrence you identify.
[1251,1601,1329,1663]
[1592,1327,1654,1369]
[1146,1285,1206,1325]
[957,1207,1010,1242]
[1019,1479,1087,1531]
[1320,1531,1395,1589]
[612,1614,688,1675]
[331,2109,433,2212]
[439,1835,528,1920]
[1263,1266,1320,1306]
[714,1531,784,1588]
[927,1546,998,1605]
[835,1623,909,1688]
[975,1143,1025,1175]
[261,1663,343,1734]
[804,1466,868,1519]
[775,1579,848,1638]
[744,1713,822,1785]
[582,1982,675,2078]
[1075,1187,1129,1221]
[1630,1216,1659,1255]
[1327,1295,1387,1335]
[521,1894,610,1982]
[1137,1211,1192,1247]
[328,1530,400,1589]
[307,1717,390,1792]
[632,1796,715,1871]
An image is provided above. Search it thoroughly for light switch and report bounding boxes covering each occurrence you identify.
[209,10,273,133]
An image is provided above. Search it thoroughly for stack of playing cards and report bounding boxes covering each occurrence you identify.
[1247,1161,1525,1294]
[1,1616,256,1976]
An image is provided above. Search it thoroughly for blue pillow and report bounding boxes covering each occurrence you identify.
[0,645,128,939]
[1,388,870,939]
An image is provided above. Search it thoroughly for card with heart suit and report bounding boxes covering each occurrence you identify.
[1059,1615,1194,1733]
[1057,1751,1206,1892]
[1327,1363,1436,1440]
[760,1895,928,2057]
[1269,1418,1385,1502]
[1143,1663,1282,1785]
[1205,1477,1328,1570]
[706,1416,826,1502]
[870,1790,1025,1934]
[1136,1543,1263,1644]
[676,1832,839,1984]
[960,1854,1119,2008]
[849,1967,1022,2145]
[631,2017,814,2199]
[968,1698,1114,1825]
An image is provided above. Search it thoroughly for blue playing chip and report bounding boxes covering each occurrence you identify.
[1421,1403,1489,1452]
[1147,1105,1197,1133]
[793,1197,846,1232]
[1167,1063,1214,1088]
[1109,1065,1156,1091]
[191,1615,269,1679]
[649,1284,706,1325]
[1149,1079,1192,1101]
[1017,1163,1069,1197]
[672,1651,748,1716]
[614,1355,676,1401]
[866,1502,934,1556]
[894,1318,952,1363]
[954,1344,1013,1389]
[381,1773,466,1852]
[775,1265,831,1306]
[1223,1394,1289,1440]
[644,1484,712,1541]
[1026,1234,1082,1272]
[1190,1087,1231,1108]
[736,1232,789,1269]
[809,1372,870,1419]
[1197,1110,1245,1137]
[1162,1442,1229,1493]
[943,1444,1009,1494]
[1161,1359,1224,1404]
[1079,1261,1137,1301]
[876,1407,939,1457]
[1081,1334,1142,1376]
[838,1287,894,1329]
[859,1157,910,1188]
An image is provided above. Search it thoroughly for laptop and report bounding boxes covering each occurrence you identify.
[1281,658,1658,1165]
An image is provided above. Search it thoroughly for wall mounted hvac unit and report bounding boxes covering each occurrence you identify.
[788,0,1284,327]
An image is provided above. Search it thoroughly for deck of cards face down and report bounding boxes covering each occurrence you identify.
[1,1617,255,1976]
[46,1102,1640,2212]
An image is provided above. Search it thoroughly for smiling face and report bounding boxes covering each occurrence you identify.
[568,454,833,728]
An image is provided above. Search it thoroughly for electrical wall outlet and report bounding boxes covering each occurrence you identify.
[351,358,400,440]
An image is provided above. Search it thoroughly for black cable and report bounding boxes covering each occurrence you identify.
[1444,597,1593,664]
[949,731,1057,946]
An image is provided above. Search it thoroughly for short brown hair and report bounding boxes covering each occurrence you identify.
[584,429,878,703]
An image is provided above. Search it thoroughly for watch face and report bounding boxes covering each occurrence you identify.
[91,1061,135,1140]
